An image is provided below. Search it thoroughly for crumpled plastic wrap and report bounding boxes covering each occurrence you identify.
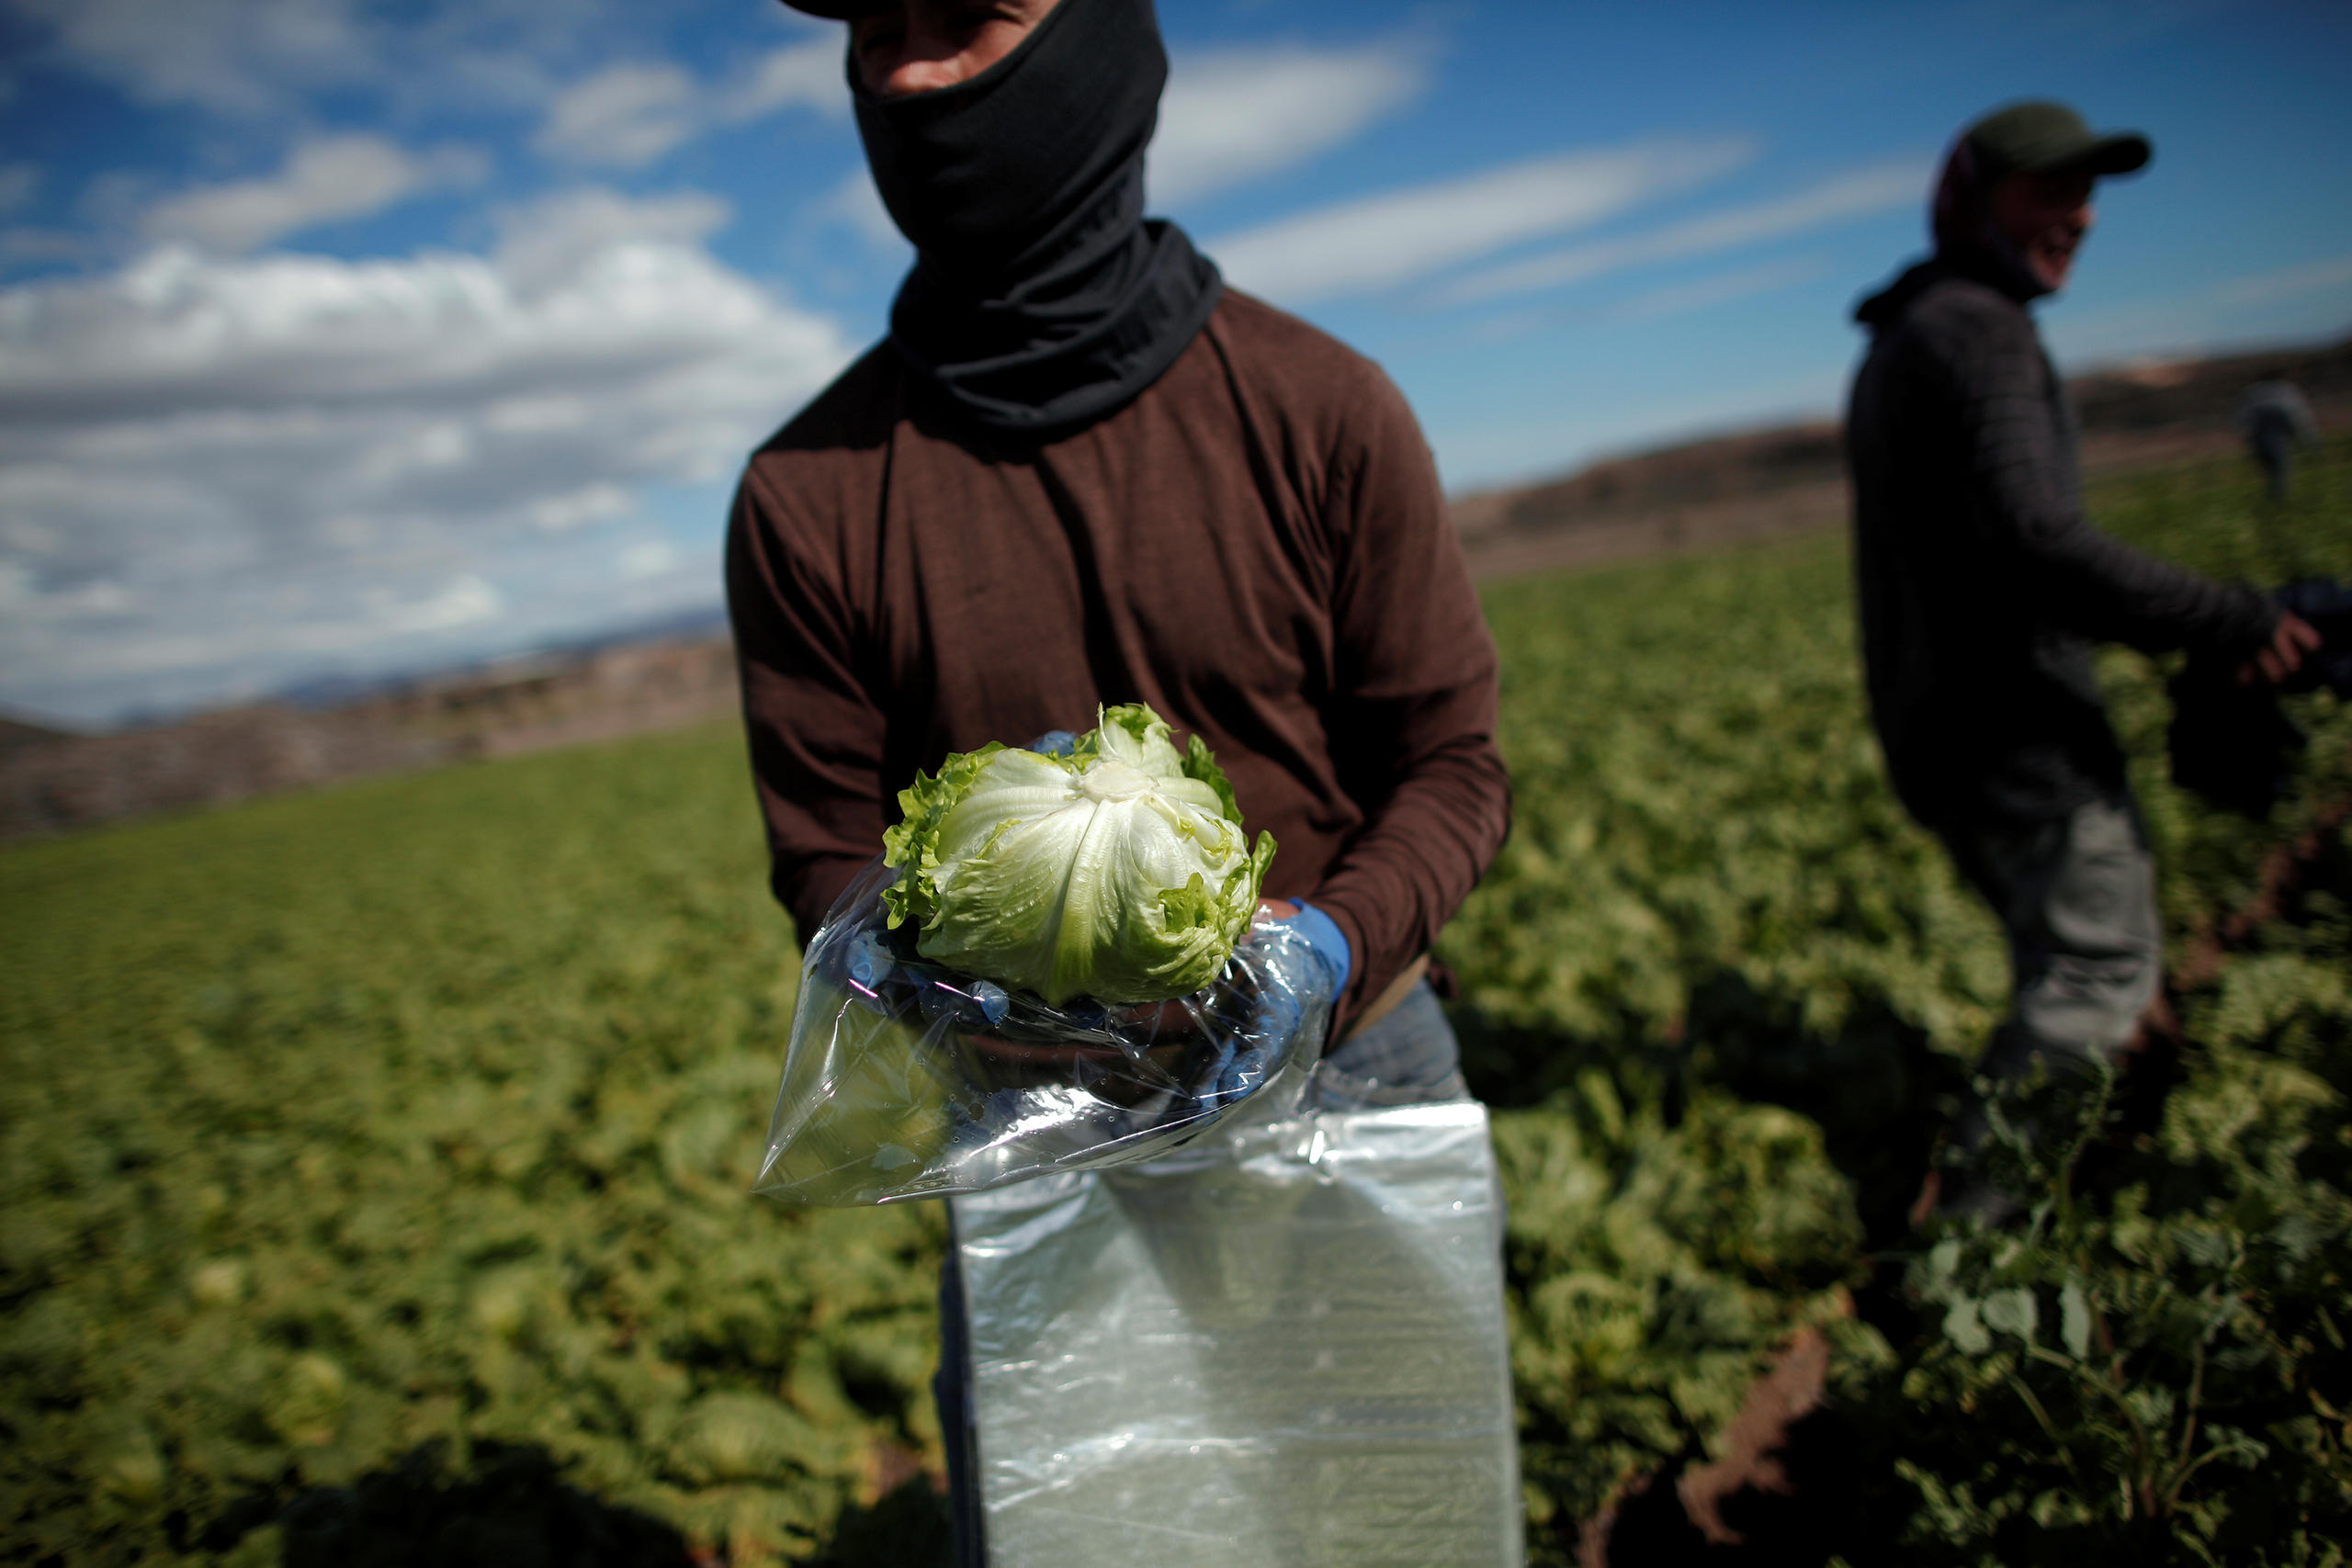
[951,1098,1523,1567]
[753,858,1338,1206]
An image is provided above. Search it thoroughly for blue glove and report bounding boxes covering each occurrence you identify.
[1029,728,1080,757]
[1282,900,1352,998]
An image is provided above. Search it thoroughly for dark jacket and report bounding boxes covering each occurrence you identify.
[1845,250,2275,826]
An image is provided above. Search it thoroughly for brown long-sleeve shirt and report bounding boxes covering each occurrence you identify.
[725,289,1509,1032]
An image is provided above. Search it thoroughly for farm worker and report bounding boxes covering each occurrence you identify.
[1845,100,2321,1222]
[725,0,1511,1555]
[2237,379,2319,502]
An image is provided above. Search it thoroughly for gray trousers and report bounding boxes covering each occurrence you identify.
[1939,792,2161,1084]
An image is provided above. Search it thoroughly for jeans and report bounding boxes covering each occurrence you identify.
[1305,976,1474,1109]
[934,978,1468,1565]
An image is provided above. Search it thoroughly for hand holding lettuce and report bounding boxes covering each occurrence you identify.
[756,705,1335,1205]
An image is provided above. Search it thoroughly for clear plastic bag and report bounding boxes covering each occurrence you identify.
[753,858,1340,1205]
[953,1100,1522,1566]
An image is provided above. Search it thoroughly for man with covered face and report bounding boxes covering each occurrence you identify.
[728,0,1512,1555]
[1845,102,2320,1221]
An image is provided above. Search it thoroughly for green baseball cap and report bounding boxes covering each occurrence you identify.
[1963,100,2152,181]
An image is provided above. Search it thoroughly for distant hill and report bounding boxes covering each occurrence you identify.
[1,637,739,840]
[5,332,2344,840]
[0,716,76,756]
[269,604,733,711]
[1452,332,2351,580]
[2070,333,2352,433]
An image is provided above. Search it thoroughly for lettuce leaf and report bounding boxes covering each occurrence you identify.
[880,705,1275,1004]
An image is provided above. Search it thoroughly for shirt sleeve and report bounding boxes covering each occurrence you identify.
[1940,304,2276,657]
[725,468,890,944]
[1302,368,1512,1034]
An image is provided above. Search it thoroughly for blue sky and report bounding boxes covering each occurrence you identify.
[3,0,2348,727]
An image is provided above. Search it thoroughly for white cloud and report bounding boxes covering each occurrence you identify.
[536,62,701,167]
[382,573,502,634]
[1206,138,1754,305]
[2218,251,2352,307]
[617,539,677,580]
[5,0,642,123]
[1430,365,1848,493]
[536,39,842,169]
[0,164,40,216]
[1152,41,1429,209]
[529,482,632,534]
[806,169,905,254]
[491,186,731,293]
[2045,256,2352,369]
[0,187,856,724]
[0,228,88,264]
[1440,158,1926,307]
[5,0,374,116]
[0,559,132,620]
[724,38,841,122]
[1594,255,1831,326]
[138,135,486,254]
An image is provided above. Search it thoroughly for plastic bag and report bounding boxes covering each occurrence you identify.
[753,858,1340,1205]
[952,1100,1522,1566]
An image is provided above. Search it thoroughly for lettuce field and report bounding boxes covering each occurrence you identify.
[6,439,2349,1566]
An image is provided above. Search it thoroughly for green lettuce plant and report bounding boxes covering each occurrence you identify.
[880,704,1275,1005]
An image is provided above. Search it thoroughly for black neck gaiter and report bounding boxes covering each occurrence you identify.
[851,0,1222,440]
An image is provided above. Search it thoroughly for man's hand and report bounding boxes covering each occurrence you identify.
[1252,897,1351,998]
[2238,611,2324,686]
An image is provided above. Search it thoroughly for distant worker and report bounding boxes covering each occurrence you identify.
[1843,101,2321,1219]
[2238,379,2319,501]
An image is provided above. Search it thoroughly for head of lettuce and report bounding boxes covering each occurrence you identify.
[880,705,1277,1007]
